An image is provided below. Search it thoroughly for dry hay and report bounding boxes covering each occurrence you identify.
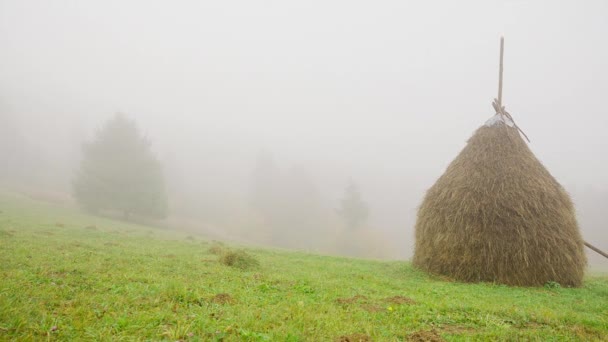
[413,123,586,287]
[218,249,260,270]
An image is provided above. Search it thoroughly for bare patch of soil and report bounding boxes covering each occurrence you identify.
[361,304,384,313]
[384,296,417,305]
[407,330,445,342]
[334,333,372,342]
[211,293,235,305]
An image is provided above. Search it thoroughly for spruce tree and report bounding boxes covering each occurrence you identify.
[73,114,168,219]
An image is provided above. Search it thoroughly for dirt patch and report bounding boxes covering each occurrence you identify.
[55,223,65,228]
[361,304,384,313]
[84,225,97,230]
[384,296,417,305]
[407,330,445,342]
[210,293,235,305]
[335,333,372,342]
[335,295,368,304]
[164,254,176,258]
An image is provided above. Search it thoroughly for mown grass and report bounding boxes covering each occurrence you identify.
[0,192,607,341]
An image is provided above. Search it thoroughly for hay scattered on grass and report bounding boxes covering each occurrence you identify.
[413,123,586,287]
[218,249,260,270]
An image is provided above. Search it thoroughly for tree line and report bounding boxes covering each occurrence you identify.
[72,114,369,232]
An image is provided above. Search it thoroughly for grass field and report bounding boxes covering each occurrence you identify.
[1,192,607,341]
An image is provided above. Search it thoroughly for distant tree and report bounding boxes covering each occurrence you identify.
[337,181,369,230]
[249,155,327,248]
[72,114,168,219]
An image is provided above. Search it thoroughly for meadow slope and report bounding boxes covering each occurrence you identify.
[1,192,607,341]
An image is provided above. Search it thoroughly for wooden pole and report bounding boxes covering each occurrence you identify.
[498,37,504,107]
[585,241,608,259]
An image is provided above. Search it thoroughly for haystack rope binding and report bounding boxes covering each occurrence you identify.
[494,37,531,143]
[492,99,531,142]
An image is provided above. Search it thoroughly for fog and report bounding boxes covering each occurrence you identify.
[1,1,606,268]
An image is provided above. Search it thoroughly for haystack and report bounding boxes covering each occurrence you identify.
[413,39,587,287]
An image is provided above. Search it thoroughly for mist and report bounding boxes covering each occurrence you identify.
[1,1,606,268]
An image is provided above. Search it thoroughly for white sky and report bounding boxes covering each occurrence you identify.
[1,1,607,255]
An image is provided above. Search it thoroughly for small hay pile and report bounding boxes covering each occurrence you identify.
[413,120,586,286]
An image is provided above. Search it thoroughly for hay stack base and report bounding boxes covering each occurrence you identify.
[413,122,586,287]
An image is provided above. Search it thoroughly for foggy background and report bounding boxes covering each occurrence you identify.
[1,1,606,269]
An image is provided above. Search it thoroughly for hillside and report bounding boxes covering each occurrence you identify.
[1,193,607,341]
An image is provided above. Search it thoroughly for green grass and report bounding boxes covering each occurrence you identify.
[1,192,607,341]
